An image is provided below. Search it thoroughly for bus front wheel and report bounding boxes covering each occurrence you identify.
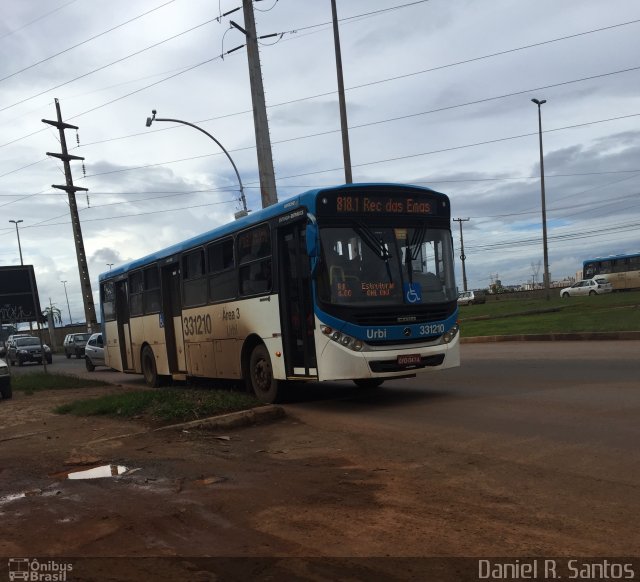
[247,344,279,404]
[141,345,161,388]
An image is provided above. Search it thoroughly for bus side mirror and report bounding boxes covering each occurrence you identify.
[306,224,319,258]
[306,223,320,276]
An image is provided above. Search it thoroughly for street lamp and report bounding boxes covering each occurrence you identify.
[9,219,24,265]
[107,263,114,270]
[145,110,248,219]
[61,280,72,325]
[531,98,551,301]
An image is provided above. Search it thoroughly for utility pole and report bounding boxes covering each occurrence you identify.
[331,0,352,184]
[43,99,98,333]
[234,0,278,208]
[453,218,470,291]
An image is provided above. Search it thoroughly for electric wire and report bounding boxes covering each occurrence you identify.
[0,0,177,84]
[0,0,78,42]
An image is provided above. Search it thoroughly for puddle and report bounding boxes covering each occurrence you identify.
[67,464,128,480]
[0,489,57,506]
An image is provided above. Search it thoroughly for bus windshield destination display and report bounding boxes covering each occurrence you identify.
[327,194,436,216]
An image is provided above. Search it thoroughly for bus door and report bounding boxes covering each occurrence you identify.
[278,221,317,377]
[115,279,133,370]
[161,262,186,373]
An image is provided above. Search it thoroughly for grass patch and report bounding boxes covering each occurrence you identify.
[13,372,109,394]
[55,387,261,424]
[459,291,640,336]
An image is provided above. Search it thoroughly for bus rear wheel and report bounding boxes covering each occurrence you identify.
[141,345,161,388]
[353,379,384,389]
[247,344,279,404]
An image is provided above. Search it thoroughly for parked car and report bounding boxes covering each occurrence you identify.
[7,336,53,366]
[0,358,11,399]
[560,277,613,298]
[63,333,92,358]
[84,333,105,371]
[457,290,486,305]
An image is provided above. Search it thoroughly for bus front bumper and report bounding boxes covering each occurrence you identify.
[315,332,460,382]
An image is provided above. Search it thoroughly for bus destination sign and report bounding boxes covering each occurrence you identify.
[324,194,436,216]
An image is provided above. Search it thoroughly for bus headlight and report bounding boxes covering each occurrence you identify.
[442,324,459,344]
[320,325,363,351]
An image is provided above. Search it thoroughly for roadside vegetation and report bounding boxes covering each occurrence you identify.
[55,387,261,425]
[459,290,640,337]
[13,372,108,395]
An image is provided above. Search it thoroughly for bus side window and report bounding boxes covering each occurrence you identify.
[183,249,207,307]
[208,238,237,302]
[129,271,144,316]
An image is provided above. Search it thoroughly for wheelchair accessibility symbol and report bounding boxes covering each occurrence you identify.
[404,283,422,304]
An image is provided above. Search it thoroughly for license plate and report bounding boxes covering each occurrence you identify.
[397,354,421,366]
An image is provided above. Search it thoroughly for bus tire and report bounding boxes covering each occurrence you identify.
[353,379,384,389]
[141,345,161,388]
[247,344,279,404]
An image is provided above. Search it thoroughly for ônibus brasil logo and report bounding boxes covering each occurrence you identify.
[8,558,73,581]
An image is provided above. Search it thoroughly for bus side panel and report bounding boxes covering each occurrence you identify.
[203,297,286,381]
[173,315,186,372]
[606,270,640,291]
[104,320,123,371]
[131,314,170,376]
[186,341,216,377]
[213,340,240,378]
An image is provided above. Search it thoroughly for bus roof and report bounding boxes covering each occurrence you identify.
[98,182,447,282]
[582,251,640,265]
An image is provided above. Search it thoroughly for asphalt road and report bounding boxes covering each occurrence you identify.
[2,340,639,570]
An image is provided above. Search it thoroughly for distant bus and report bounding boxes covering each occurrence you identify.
[583,252,640,291]
[98,183,460,402]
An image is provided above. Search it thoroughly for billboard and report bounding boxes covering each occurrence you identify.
[0,265,43,324]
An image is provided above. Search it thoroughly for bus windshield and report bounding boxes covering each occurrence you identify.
[317,225,456,306]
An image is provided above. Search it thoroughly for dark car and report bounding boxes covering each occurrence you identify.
[63,333,92,358]
[7,336,53,366]
[84,333,105,371]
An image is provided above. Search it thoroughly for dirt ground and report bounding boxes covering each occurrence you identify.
[1,379,639,581]
[1,386,443,580]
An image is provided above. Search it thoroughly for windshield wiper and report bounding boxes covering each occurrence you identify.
[355,223,393,282]
[405,226,426,286]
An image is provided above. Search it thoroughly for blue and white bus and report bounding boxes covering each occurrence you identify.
[98,183,460,402]
[583,252,640,291]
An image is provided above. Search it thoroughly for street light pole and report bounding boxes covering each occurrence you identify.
[532,98,551,301]
[61,280,72,325]
[146,111,248,219]
[107,263,113,270]
[9,219,24,265]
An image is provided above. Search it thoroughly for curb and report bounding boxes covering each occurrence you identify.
[154,404,286,433]
[461,331,640,343]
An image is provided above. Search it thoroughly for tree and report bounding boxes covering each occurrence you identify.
[42,305,62,327]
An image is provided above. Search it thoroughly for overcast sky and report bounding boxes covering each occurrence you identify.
[1,0,639,324]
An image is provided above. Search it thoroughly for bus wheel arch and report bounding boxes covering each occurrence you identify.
[242,337,280,404]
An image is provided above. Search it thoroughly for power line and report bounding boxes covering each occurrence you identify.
[0,0,78,42]
[2,12,638,147]
[0,16,219,116]
[76,110,640,182]
[0,0,177,84]
[21,199,238,229]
